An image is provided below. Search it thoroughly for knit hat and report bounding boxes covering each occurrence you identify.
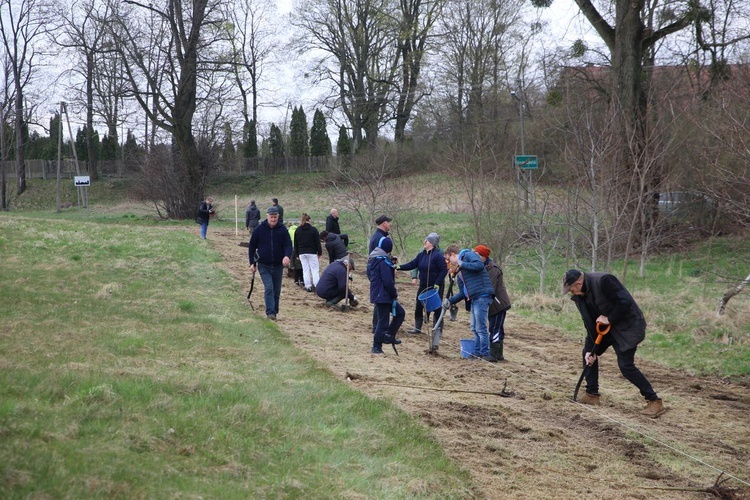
[562,269,582,294]
[473,244,491,258]
[425,232,440,248]
[266,206,279,215]
[378,237,393,253]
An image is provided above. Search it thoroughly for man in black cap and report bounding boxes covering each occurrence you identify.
[248,206,292,320]
[369,214,392,253]
[563,269,665,418]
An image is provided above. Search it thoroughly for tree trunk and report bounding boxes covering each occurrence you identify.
[717,273,750,316]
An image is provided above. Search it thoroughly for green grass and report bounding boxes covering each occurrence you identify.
[0,216,471,498]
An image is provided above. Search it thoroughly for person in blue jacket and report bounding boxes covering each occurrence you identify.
[367,237,404,354]
[248,206,292,320]
[442,244,494,359]
[315,258,358,307]
[397,232,447,351]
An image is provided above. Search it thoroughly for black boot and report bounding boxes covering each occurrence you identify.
[407,319,423,334]
[489,341,504,362]
[383,334,402,345]
[430,328,442,352]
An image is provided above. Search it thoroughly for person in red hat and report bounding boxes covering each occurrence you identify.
[474,245,511,361]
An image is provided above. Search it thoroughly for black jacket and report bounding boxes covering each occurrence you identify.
[324,233,348,262]
[294,223,322,256]
[326,214,341,234]
[245,203,260,229]
[570,272,646,353]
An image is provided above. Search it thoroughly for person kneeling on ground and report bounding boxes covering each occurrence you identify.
[316,258,358,307]
[367,237,404,354]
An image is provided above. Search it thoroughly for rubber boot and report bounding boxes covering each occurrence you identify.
[407,319,423,334]
[489,341,504,362]
[449,305,458,321]
[431,328,442,352]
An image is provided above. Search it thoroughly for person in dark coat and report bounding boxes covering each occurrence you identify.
[474,245,511,362]
[397,232,448,351]
[320,230,349,264]
[248,206,292,320]
[368,214,391,252]
[245,200,260,232]
[325,208,349,247]
[271,198,284,225]
[197,196,215,239]
[316,258,358,307]
[294,213,322,292]
[563,269,665,418]
[367,237,404,354]
[442,245,494,359]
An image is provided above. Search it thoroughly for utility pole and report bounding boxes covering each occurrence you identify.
[56,102,64,213]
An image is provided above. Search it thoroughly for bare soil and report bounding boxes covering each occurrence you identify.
[211,228,749,500]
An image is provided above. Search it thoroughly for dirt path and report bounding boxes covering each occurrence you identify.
[211,228,750,499]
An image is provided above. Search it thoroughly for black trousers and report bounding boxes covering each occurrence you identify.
[583,334,658,400]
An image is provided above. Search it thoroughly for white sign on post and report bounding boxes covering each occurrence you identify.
[74,176,91,187]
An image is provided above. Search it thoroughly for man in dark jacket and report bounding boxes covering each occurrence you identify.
[563,269,665,418]
[248,206,292,320]
[368,214,391,252]
[474,245,511,362]
[316,258,358,307]
[271,198,284,225]
[367,237,404,354]
[320,230,349,264]
[325,208,349,247]
[245,200,260,232]
[442,245,494,360]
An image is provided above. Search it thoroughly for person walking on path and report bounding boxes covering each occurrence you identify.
[397,232,448,351]
[367,237,404,354]
[325,208,349,247]
[271,198,284,225]
[197,196,215,240]
[294,213,323,292]
[442,245,494,360]
[562,269,666,418]
[245,200,260,233]
[474,245,511,362]
[316,258,358,307]
[248,206,292,320]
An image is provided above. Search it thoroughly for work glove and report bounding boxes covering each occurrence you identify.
[442,298,451,310]
[433,284,440,290]
[391,300,398,317]
[395,265,401,270]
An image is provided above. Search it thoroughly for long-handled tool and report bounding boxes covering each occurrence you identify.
[573,322,611,401]
[246,269,256,311]
[341,255,351,312]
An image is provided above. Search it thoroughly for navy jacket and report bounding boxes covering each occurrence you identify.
[368,248,398,304]
[447,249,494,305]
[399,248,447,290]
[369,228,389,253]
[248,220,292,266]
[245,203,260,229]
[315,260,349,300]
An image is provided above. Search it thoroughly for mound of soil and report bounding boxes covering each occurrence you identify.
[211,229,750,499]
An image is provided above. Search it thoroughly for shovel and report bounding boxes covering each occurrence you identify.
[246,268,256,311]
[340,255,352,312]
[573,322,611,401]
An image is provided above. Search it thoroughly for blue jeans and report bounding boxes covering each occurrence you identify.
[257,263,284,317]
[468,295,492,356]
[200,221,208,239]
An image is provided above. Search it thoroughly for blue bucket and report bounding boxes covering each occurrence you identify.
[418,288,442,313]
[460,339,474,358]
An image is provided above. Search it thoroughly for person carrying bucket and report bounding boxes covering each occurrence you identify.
[396,232,447,352]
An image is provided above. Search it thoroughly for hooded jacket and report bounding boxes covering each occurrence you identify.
[367,248,398,304]
[245,203,260,229]
[324,232,348,262]
[294,223,322,256]
[447,249,494,305]
[248,219,292,266]
[570,272,646,352]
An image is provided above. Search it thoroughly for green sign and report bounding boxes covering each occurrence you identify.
[514,155,538,170]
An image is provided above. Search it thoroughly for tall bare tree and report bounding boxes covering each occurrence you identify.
[106,0,226,218]
[0,0,49,195]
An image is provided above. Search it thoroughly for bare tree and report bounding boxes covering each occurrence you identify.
[293,0,400,150]
[0,0,49,195]
[105,0,227,218]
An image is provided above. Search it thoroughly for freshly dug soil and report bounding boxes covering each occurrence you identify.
[212,228,750,499]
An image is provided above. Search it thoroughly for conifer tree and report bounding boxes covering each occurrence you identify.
[336,125,352,156]
[243,120,258,158]
[289,106,309,157]
[269,123,285,158]
[310,109,331,156]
